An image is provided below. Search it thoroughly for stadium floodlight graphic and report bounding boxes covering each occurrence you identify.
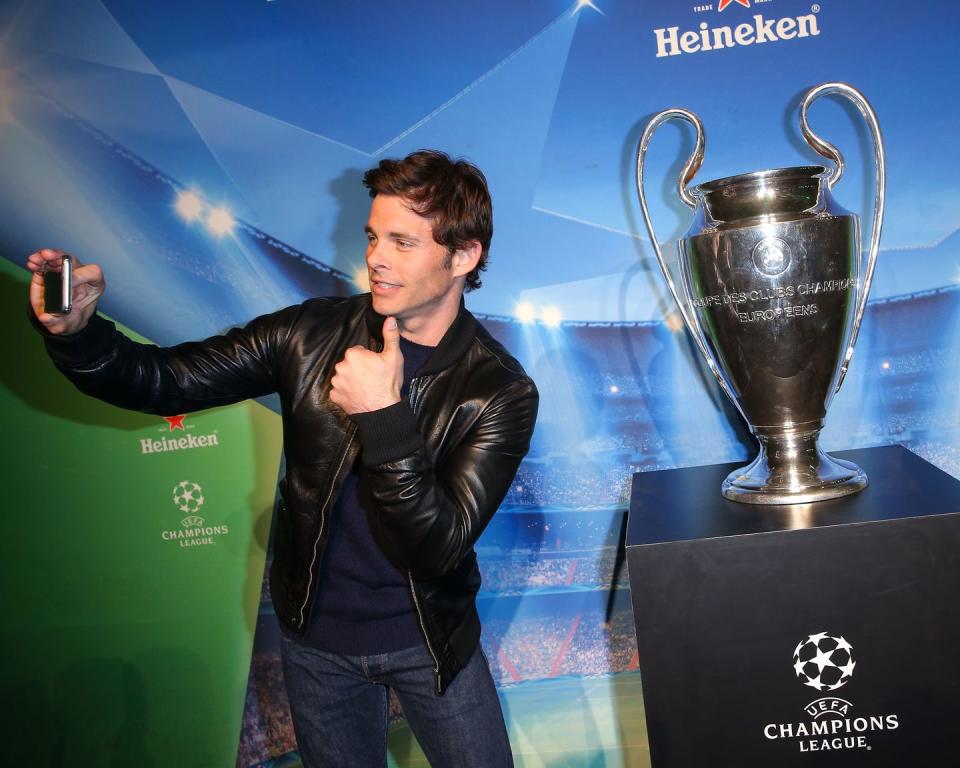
[515,301,537,324]
[540,305,563,328]
[205,204,235,237]
[174,189,203,221]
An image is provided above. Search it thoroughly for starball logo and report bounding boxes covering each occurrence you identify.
[654,1,821,58]
[793,631,855,692]
[762,632,900,755]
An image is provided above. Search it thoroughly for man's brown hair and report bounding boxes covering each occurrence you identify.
[362,150,492,291]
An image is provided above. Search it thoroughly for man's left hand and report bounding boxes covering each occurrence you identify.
[329,317,403,414]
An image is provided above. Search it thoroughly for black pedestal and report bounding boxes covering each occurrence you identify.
[626,445,960,767]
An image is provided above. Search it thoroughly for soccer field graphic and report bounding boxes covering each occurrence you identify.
[390,674,650,768]
[2,1,960,765]
[241,601,648,768]
[238,670,648,768]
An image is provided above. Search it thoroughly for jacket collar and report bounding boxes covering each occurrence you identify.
[363,293,477,376]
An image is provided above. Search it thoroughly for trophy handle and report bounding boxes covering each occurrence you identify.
[636,109,739,405]
[800,82,886,392]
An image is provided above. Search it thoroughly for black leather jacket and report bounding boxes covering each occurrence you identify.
[38,294,538,693]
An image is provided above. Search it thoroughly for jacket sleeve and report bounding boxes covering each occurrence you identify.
[31,304,304,415]
[351,377,539,579]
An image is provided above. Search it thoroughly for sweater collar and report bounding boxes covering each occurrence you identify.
[363,293,477,376]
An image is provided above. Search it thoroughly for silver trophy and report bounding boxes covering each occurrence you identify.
[636,83,885,505]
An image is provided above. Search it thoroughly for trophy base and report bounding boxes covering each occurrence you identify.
[722,430,868,505]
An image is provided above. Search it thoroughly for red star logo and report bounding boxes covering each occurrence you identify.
[163,414,186,431]
[717,0,750,10]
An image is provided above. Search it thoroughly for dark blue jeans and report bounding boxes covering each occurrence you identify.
[280,638,514,767]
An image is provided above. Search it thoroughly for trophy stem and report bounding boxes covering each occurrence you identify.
[722,424,867,505]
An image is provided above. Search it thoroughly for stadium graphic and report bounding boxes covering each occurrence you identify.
[2,0,959,766]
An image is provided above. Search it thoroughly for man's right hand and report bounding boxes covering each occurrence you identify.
[27,248,105,335]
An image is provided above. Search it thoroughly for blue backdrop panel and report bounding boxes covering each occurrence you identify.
[2,1,958,765]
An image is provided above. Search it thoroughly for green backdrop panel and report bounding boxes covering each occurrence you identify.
[0,257,283,766]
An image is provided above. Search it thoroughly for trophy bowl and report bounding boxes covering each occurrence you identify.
[636,83,885,505]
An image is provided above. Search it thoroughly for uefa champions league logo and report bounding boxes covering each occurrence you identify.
[792,632,856,692]
[161,480,228,547]
[763,631,899,753]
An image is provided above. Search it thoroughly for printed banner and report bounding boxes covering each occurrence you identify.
[1,1,958,766]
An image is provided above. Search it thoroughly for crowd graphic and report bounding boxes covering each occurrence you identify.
[483,610,639,683]
[479,552,626,594]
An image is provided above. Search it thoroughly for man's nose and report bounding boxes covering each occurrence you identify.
[366,242,389,270]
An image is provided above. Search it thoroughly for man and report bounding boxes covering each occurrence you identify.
[28,150,538,767]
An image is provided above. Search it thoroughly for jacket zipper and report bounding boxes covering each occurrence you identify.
[408,376,422,412]
[297,423,356,628]
[404,377,442,693]
[409,573,442,695]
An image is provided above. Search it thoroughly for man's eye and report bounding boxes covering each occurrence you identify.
[366,235,377,245]
[396,240,412,249]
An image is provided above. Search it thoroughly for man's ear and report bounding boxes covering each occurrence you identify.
[451,240,482,278]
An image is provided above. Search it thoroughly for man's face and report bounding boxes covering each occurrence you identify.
[365,194,467,338]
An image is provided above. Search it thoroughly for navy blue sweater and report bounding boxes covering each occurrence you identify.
[303,337,435,655]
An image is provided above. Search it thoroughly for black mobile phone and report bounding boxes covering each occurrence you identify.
[42,255,73,315]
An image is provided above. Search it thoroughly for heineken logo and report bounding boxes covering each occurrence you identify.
[140,415,220,454]
[654,7,821,58]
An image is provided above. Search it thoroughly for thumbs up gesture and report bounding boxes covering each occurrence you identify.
[329,317,404,415]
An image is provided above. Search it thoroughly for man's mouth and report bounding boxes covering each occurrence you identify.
[371,279,401,291]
